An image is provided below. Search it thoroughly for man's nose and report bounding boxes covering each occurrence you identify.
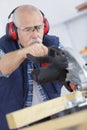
[31,29,38,39]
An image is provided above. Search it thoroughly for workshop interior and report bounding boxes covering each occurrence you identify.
[0,0,87,130]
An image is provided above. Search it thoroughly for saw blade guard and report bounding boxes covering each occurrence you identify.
[63,47,87,91]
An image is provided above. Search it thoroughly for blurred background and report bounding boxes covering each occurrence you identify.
[0,0,87,95]
[0,0,87,51]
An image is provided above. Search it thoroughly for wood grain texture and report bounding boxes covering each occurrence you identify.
[6,91,85,129]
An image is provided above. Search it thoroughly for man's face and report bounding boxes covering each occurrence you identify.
[17,12,44,47]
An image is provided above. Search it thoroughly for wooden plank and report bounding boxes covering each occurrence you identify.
[22,109,87,130]
[6,91,84,129]
[76,2,87,11]
[78,123,87,130]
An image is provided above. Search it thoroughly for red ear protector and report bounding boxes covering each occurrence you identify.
[6,7,18,40]
[40,11,50,35]
[6,7,50,41]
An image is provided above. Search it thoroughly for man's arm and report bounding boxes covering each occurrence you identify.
[0,43,48,76]
[0,48,26,76]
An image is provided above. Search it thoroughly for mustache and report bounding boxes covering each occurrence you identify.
[28,38,42,45]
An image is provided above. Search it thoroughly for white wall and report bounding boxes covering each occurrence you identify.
[49,24,73,48]
[65,12,87,51]
[50,12,87,52]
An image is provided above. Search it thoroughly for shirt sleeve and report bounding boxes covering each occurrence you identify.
[0,49,10,77]
[0,49,5,57]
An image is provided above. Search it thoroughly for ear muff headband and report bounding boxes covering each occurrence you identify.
[6,7,50,40]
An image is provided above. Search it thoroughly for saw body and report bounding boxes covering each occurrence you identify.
[27,46,87,91]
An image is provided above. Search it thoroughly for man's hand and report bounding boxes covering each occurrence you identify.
[24,43,48,57]
[27,46,68,84]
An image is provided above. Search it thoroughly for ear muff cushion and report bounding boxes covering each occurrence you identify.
[43,17,50,35]
[6,22,18,40]
[40,10,50,35]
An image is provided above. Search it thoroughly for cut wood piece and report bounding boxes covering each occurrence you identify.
[22,109,87,130]
[76,2,87,11]
[6,91,84,129]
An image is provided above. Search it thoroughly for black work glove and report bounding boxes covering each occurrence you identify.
[27,46,68,84]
